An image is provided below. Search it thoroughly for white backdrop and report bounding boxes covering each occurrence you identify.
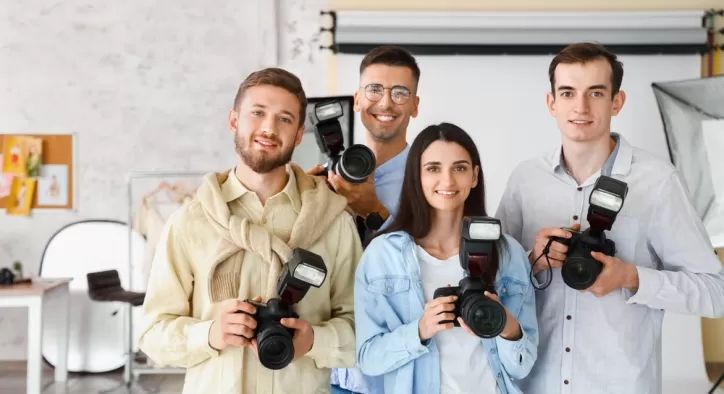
[336,54,701,214]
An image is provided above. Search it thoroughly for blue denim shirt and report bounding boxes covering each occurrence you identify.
[331,145,409,393]
[353,231,539,394]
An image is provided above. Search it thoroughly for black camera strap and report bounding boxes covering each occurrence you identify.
[530,238,555,290]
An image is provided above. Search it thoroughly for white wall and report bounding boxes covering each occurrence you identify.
[336,53,701,214]
[0,0,329,361]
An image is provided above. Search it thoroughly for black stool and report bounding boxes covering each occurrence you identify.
[87,269,147,392]
[87,270,145,307]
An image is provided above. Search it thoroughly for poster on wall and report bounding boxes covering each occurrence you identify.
[7,176,36,216]
[37,164,68,207]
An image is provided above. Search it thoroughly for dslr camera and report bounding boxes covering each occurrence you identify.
[309,100,377,184]
[239,248,327,370]
[432,216,507,338]
[550,175,629,290]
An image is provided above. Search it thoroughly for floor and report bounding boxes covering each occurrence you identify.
[1,362,724,393]
[0,362,185,393]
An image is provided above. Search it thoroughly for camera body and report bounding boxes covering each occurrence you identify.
[433,216,507,338]
[309,100,376,184]
[239,298,300,370]
[0,267,15,285]
[547,175,628,290]
[236,248,327,370]
[551,228,616,290]
[432,278,506,338]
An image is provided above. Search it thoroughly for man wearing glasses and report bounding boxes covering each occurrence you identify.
[326,45,421,393]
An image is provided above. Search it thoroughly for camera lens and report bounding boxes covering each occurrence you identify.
[256,325,295,370]
[460,293,507,338]
[561,255,602,290]
[337,145,376,184]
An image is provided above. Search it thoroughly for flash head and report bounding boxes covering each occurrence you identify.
[310,100,345,157]
[460,216,500,278]
[315,101,343,122]
[462,216,502,241]
[276,248,328,305]
[588,176,629,233]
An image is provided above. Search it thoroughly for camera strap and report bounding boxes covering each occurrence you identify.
[530,238,555,290]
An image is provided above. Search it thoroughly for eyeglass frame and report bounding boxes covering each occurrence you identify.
[360,83,413,105]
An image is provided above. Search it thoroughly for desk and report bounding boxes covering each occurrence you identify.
[0,278,71,394]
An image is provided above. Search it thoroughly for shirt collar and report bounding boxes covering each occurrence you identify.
[220,165,302,213]
[374,144,410,180]
[550,132,632,177]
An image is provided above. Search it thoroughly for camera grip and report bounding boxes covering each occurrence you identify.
[432,287,460,327]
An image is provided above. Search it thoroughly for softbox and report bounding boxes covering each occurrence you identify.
[652,75,724,248]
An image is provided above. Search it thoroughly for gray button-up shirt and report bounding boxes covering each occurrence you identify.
[496,133,724,394]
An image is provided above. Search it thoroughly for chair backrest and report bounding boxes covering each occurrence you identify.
[39,220,147,374]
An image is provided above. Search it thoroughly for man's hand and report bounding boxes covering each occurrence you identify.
[529,224,580,275]
[208,296,263,351]
[306,164,326,177]
[457,291,522,341]
[327,170,384,217]
[418,296,457,341]
[279,317,315,362]
[306,165,332,188]
[586,252,640,297]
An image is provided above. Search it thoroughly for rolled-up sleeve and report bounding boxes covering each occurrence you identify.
[624,171,724,318]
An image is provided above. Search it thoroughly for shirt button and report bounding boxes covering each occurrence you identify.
[261,218,268,225]
[564,380,570,385]
[577,187,583,191]
[491,348,497,354]
[386,286,393,292]
[497,373,502,378]
[573,215,579,220]
[566,315,572,320]
[565,347,570,352]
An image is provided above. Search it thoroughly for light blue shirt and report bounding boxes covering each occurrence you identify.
[331,145,410,393]
[353,231,539,394]
[495,133,724,394]
[375,144,410,231]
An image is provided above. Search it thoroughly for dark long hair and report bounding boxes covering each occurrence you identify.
[380,122,505,284]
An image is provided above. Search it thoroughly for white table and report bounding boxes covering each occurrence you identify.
[0,278,71,394]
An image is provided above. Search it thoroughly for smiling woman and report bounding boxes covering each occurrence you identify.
[354,122,539,394]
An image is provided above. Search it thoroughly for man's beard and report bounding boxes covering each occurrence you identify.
[235,135,294,174]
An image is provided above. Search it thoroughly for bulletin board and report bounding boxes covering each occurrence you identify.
[0,133,76,211]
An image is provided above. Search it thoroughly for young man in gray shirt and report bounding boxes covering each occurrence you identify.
[496,42,724,394]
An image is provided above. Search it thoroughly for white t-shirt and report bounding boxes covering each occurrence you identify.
[416,245,502,394]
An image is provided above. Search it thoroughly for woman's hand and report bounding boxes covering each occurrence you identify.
[457,291,522,341]
[418,295,457,341]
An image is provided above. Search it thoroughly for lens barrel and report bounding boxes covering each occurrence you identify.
[460,293,507,338]
[561,252,602,290]
[256,324,295,370]
[335,144,376,184]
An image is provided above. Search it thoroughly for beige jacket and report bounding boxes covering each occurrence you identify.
[138,164,363,394]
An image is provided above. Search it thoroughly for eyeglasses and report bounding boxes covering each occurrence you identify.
[362,84,412,105]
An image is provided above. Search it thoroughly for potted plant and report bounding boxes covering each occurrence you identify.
[12,261,23,279]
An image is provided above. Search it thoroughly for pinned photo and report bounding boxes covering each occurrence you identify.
[37,164,68,206]
[7,176,36,216]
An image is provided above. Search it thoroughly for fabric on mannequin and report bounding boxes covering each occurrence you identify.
[133,193,193,286]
